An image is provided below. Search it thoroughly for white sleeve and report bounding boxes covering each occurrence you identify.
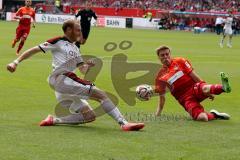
[38,42,57,53]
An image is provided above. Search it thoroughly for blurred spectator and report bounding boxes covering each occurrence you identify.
[0,6,6,20]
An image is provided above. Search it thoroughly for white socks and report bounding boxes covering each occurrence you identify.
[101,99,128,125]
[54,114,85,124]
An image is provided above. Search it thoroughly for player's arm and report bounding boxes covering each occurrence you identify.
[93,11,98,20]
[156,95,166,116]
[154,80,167,116]
[7,46,41,73]
[189,71,203,83]
[14,8,22,20]
[75,10,81,19]
[181,58,203,83]
[78,59,95,75]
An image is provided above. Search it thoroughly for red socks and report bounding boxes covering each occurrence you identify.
[17,41,25,54]
[210,84,224,95]
[207,113,215,121]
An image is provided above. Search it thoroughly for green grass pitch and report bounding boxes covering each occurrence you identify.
[0,21,240,160]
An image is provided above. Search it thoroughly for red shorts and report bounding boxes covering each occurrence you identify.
[179,82,209,120]
[16,25,31,40]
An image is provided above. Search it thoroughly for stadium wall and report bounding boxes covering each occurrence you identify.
[6,12,159,29]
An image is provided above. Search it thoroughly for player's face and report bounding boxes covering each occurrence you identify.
[158,49,171,66]
[72,23,81,41]
[25,0,32,7]
[86,3,91,10]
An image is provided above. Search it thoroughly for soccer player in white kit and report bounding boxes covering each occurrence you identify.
[6,19,144,131]
[220,14,234,48]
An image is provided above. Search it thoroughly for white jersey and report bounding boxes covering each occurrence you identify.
[39,37,93,107]
[224,17,233,29]
[39,36,83,73]
[215,17,224,25]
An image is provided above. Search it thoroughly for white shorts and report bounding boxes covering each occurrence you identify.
[224,28,233,35]
[49,72,94,100]
[48,72,95,112]
[55,91,91,114]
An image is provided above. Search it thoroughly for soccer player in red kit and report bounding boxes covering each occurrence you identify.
[155,46,231,121]
[12,0,36,55]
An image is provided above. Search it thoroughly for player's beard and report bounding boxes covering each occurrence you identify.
[162,58,171,66]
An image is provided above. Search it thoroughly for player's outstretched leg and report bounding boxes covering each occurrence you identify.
[90,87,145,131]
[220,72,231,93]
[200,72,231,96]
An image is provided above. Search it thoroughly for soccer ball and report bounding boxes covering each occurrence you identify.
[136,84,153,101]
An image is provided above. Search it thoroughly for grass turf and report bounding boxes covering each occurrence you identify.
[0,21,240,160]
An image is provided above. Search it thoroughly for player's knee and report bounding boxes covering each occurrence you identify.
[91,87,108,101]
[202,85,211,94]
[98,91,108,101]
[21,37,26,42]
[196,112,208,122]
[83,111,96,123]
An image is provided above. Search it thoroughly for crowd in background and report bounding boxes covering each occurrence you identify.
[157,14,240,34]
[43,0,240,12]
[4,0,240,14]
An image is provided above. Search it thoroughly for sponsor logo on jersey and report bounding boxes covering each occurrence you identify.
[167,71,184,85]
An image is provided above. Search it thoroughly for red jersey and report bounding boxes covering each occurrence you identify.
[16,6,35,26]
[155,57,195,100]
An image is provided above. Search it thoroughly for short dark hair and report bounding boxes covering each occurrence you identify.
[156,46,171,56]
[62,19,77,33]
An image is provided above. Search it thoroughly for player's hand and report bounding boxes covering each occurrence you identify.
[7,63,17,73]
[155,111,161,117]
[86,59,95,67]
[208,95,215,101]
[155,108,162,117]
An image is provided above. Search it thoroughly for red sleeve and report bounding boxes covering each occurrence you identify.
[155,72,167,95]
[179,58,193,74]
[15,8,22,16]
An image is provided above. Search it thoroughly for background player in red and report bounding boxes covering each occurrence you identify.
[155,46,231,121]
[12,0,36,55]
